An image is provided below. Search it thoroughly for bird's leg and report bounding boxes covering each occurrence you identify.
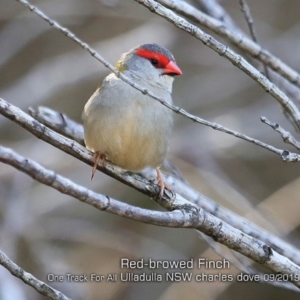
[91,151,106,180]
[155,168,171,197]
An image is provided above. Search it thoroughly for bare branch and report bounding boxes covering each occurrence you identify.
[0,249,71,300]
[28,106,84,145]
[0,99,164,199]
[239,0,257,43]
[197,232,299,292]
[168,173,300,266]
[261,117,300,151]
[14,0,300,131]
[134,0,300,128]
[195,0,239,31]
[28,105,300,266]
[0,146,188,227]
[1,146,300,288]
[157,0,300,92]
[2,98,300,287]
[134,0,300,130]
[238,0,270,79]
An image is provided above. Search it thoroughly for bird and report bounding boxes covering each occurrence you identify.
[82,43,182,197]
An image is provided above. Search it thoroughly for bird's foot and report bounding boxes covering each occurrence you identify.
[155,168,172,198]
[91,151,106,180]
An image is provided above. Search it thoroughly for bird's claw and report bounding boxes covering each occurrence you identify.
[155,168,172,198]
[91,151,106,180]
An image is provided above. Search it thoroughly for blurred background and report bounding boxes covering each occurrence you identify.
[1,0,300,299]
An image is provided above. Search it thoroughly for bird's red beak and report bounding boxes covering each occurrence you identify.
[163,61,182,76]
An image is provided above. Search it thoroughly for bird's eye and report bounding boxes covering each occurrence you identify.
[150,58,158,66]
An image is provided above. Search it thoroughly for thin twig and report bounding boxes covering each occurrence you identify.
[195,0,239,31]
[239,0,270,79]
[15,0,300,131]
[239,0,257,43]
[0,249,71,300]
[261,116,300,151]
[27,105,300,163]
[10,85,300,166]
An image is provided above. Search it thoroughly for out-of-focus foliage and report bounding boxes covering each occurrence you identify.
[1,0,300,299]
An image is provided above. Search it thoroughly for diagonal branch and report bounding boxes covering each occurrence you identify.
[170,0,300,88]
[134,0,300,129]
[0,146,188,227]
[0,249,71,300]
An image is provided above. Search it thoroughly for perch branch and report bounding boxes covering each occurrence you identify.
[28,105,300,266]
[1,146,300,287]
[0,146,189,227]
[238,0,270,79]
[2,100,300,287]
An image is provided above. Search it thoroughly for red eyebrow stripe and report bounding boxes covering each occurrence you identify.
[135,48,170,68]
